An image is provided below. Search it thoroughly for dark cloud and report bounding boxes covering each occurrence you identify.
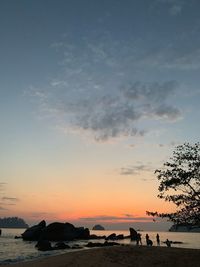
[124,214,134,217]
[120,164,153,176]
[0,206,8,210]
[31,27,186,142]
[33,79,181,141]
[2,197,19,202]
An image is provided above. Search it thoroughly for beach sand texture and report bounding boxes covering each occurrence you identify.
[1,245,200,267]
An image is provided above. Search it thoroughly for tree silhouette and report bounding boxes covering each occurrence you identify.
[147,143,200,226]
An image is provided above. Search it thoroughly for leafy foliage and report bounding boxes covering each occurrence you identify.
[147,143,200,225]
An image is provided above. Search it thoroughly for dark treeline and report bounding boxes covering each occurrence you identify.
[0,217,28,228]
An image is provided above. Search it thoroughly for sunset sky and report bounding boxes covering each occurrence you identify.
[0,0,200,230]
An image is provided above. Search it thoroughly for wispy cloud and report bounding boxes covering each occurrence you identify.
[32,80,181,142]
[28,212,53,218]
[155,0,185,16]
[2,197,20,202]
[0,206,8,210]
[29,29,187,142]
[79,215,153,222]
[120,163,154,176]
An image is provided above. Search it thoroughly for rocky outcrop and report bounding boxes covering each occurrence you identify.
[0,217,28,228]
[105,233,117,240]
[89,234,106,239]
[129,228,138,241]
[92,224,105,230]
[105,233,125,240]
[40,222,75,241]
[22,220,46,241]
[22,220,90,241]
[116,234,124,240]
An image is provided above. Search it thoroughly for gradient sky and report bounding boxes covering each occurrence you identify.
[0,0,200,230]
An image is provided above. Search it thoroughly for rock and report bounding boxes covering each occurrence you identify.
[22,221,90,241]
[53,242,70,250]
[116,234,124,240]
[35,239,52,251]
[86,242,104,247]
[14,236,22,239]
[103,241,120,246]
[89,234,106,239]
[71,244,83,249]
[40,222,75,241]
[75,227,90,239]
[172,241,183,244]
[129,228,138,241]
[92,224,105,230]
[163,240,183,244]
[105,233,116,240]
[85,241,120,248]
[22,220,46,241]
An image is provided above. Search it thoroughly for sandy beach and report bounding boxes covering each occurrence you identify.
[1,245,199,267]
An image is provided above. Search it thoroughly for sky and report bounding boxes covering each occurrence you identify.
[0,0,200,230]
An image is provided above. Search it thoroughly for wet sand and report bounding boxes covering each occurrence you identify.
[1,245,200,267]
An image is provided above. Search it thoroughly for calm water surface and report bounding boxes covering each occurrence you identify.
[0,228,199,264]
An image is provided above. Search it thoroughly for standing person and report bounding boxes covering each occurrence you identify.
[145,234,149,246]
[136,233,142,245]
[156,233,160,246]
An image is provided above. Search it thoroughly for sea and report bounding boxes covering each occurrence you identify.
[0,229,200,265]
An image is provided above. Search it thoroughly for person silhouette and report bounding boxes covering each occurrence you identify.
[136,233,142,245]
[166,239,171,247]
[145,234,149,245]
[156,233,160,245]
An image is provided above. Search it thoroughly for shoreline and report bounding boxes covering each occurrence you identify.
[1,245,200,267]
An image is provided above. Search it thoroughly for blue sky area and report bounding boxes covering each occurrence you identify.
[0,0,200,229]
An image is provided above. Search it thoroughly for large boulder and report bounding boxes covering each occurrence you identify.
[75,227,90,239]
[40,222,75,241]
[22,221,90,241]
[53,242,70,250]
[105,233,116,240]
[35,239,52,251]
[40,222,90,241]
[22,220,46,241]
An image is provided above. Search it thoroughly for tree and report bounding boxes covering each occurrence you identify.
[147,143,200,226]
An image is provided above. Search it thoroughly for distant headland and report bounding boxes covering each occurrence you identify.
[169,224,200,232]
[0,217,29,228]
[92,224,105,230]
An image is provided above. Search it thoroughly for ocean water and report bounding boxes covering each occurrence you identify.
[0,228,200,265]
